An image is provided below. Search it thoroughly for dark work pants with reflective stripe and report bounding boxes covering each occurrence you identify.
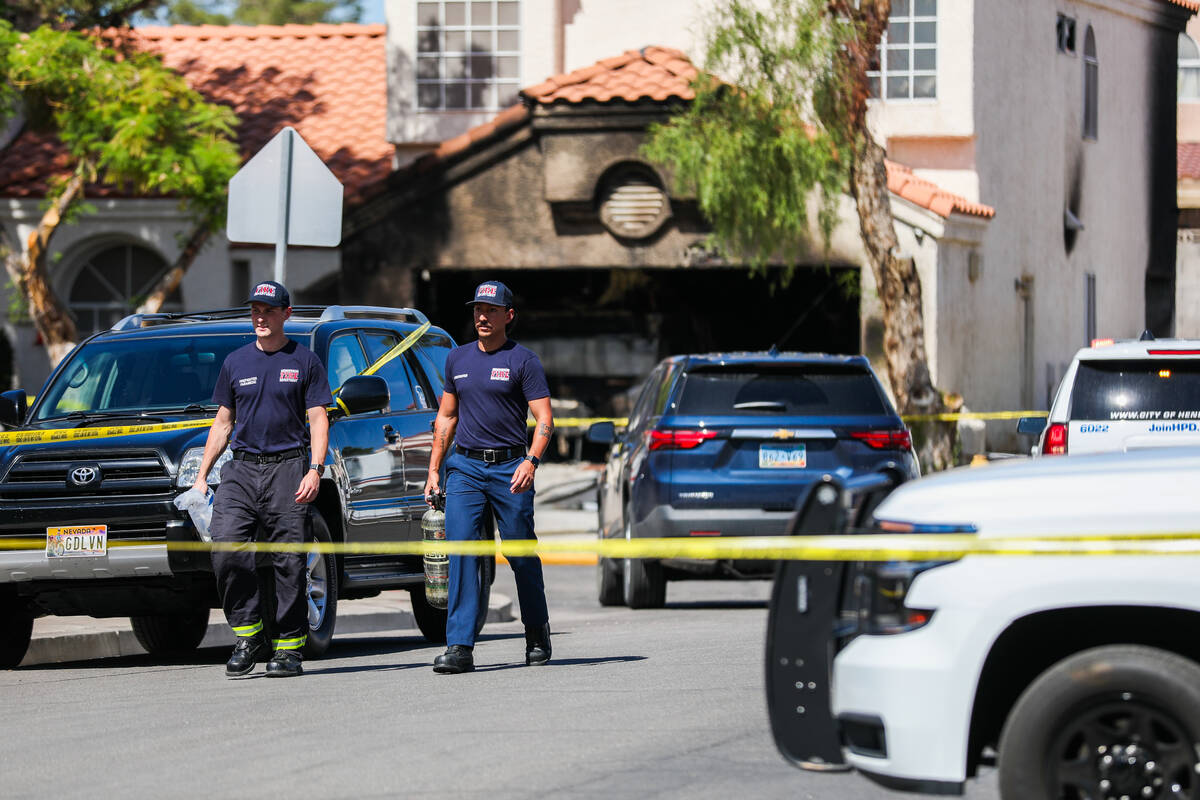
[210,456,309,648]
[444,451,548,647]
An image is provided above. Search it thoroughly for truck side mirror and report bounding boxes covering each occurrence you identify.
[0,390,28,428]
[337,375,390,416]
[586,420,615,444]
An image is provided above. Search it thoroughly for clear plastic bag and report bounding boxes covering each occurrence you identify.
[174,487,214,542]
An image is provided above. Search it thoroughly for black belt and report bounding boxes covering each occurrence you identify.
[231,447,306,464]
[456,445,524,463]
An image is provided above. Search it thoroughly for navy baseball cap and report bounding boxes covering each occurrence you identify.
[246,280,291,308]
[466,280,513,307]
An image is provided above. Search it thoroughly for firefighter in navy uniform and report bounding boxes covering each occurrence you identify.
[424,280,554,673]
[191,281,333,678]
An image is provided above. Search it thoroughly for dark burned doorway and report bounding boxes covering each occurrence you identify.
[418,266,859,416]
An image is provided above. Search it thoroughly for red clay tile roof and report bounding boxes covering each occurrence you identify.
[1170,0,1199,12]
[1180,142,1200,179]
[0,24,390,204]
[523,46,697,105]
[885,161,995,219]
[397,48,994,221]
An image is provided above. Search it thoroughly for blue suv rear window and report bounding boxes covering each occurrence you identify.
[675,366,889,416]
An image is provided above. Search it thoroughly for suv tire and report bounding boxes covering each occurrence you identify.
[622,510,665,609]
[130,609,210,655]
[0,598,34,669]
[998,644,1200,800]
[301,511,338,659]
[597,557,624,606]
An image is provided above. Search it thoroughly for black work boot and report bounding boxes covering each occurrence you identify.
[265,649,304,677]
[433,645,474,674]
[225,633,269,677]
[525,623,551,666]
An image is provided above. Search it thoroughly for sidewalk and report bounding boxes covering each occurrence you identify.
[20,466,602,668]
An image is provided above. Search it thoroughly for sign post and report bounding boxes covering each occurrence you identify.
[226,127,343,285]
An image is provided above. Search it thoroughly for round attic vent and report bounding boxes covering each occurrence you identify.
[599,174,670,240]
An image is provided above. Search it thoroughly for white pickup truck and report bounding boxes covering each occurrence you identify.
[766,449,1200,799]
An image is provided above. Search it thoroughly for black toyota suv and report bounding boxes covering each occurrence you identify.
[0,305,491,667]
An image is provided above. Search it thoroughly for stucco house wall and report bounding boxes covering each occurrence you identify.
[971,0,1183,423]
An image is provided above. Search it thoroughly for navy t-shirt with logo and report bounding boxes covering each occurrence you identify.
[212,339,333,454]
[444,339,550,450]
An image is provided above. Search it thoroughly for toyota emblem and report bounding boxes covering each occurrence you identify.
[69,466,99,486]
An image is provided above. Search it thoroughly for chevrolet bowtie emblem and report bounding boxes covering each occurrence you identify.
[771,429,795,440]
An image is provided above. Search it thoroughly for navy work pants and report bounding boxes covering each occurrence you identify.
[444,451,548,646]
[210,455,309,650]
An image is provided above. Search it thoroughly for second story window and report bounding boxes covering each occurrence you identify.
[1181,33,1200,101]
[417,1,521,111]
[867,0,937,100]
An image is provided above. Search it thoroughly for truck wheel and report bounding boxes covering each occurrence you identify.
[597,557,624,606]
[998,644,1200,800]
[130,610,210,655]
[301,512,338,659]
[410,554,495,644]
[622,510,665,609]
[0,604,34,669]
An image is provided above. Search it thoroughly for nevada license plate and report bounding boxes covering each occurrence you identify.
[759,443,806,468]
[46,525,107,558]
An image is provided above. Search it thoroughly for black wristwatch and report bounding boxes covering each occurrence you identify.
[523,455,540,468]
[309,463,324,476]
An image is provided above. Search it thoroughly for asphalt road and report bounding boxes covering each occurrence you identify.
[0,565,1001,800]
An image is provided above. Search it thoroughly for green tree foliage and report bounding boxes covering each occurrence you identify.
[0,20,240,358]
[159,0,363,26]
[646,0,957,469]
[643,0,858,278]
[1,1,165,31]
[2,22,238,232]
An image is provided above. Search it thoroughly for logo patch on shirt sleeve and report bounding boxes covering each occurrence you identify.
[279,369,300,383]
[490,367,510,381]
[238,377,257,387]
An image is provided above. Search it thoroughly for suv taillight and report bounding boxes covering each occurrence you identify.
[648,429,717,451]
[849,429,912,450]
[1042,423,1067,455]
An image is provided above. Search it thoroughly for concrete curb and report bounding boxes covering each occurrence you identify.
[19,592,514,668]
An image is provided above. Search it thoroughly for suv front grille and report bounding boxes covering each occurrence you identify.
[0,449,172,499]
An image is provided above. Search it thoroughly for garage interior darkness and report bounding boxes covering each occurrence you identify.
[416,266,860,416]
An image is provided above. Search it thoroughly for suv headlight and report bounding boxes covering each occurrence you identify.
[853,560,944,635]
[176,447,233,488]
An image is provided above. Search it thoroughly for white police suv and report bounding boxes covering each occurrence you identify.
[1019,334,1200,455]
[767,448,1200,799]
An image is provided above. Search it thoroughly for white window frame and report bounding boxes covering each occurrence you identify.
[1180,33,1200,102]
[415,0,522,112]
[867,0,938,102]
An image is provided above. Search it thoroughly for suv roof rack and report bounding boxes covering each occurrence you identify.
[317,306,429,324]
[110,305,429,331]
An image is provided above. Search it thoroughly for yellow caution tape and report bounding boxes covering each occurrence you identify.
[0,419,213,447]
[8,533,1200,561]
[332,321,431,396]
[903,410,1048,423]
[531,412,1048,429]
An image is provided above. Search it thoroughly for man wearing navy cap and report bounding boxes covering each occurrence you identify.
[424,280,555,673]
[191,280,333,677]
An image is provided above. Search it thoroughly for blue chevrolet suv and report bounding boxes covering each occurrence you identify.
[587,351,919,608]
